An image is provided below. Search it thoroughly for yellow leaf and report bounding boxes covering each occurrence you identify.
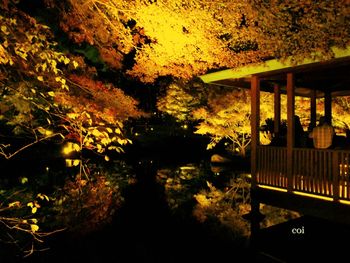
[32,207,37,214]
[1,25,9,35]
[72,143,81,151]
[48,91,55,97]
[37,193,49,200]
[92,129,102,137]
[8,201,20,208]
[64,57,70,65]
[20,177,28,184]
[104,155,110,161]
[101,138,110,145]
[67,113,79,119]
[42,62,47,72]
[27,202,33,208]
[72,61,79,69]
[106,127,113,133]
[31,218,38,224]
[37,127,47,135]
[30,224,39,233]
[72,159,80,166]
[37,76,44,81]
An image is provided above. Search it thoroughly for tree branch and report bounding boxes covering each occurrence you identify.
[0,133,64,160]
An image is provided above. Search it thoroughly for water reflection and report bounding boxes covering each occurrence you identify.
[155,162,301,241]
[0,158,300,260]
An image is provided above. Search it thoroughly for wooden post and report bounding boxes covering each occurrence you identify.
[332,151,339,202]
[274,84,281,135]
[310,89,316,130]
[251,76,260,189]
[325,92,332,124]
[287,73,295,192]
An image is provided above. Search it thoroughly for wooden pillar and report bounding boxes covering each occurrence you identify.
[287,73,295,192]
[332,151,339,202]
[310,89,316,130]
[251,76,260,189]
[325,92,332,124]
[274,84,281,135]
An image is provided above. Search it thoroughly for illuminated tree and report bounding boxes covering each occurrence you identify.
[333,96,350,130]
[157,79,207,122]
[0,5,144,160]
[192,88,275,156]
[0,3,145,253]
[50,0,349,83]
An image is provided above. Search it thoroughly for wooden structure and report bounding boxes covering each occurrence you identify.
[200,46,350,223]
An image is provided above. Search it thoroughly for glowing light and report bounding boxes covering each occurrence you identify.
[292,191,333,201]
[257,185,288,192]
[259,185,350,205]
[182,124,188,129]
[339,200,350,205]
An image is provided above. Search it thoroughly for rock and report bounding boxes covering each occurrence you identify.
[210,154,232,163]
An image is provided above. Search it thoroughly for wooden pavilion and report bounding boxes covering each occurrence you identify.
[200,46,350,223]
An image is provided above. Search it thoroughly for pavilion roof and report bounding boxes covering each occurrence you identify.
[200,46,350,98]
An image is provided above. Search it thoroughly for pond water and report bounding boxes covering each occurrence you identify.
[1,153,302,263]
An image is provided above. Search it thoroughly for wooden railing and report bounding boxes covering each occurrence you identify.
[257,146,288,188]
[256,146,350,201]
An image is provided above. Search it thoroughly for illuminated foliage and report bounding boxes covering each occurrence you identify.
[0,5,144,251]
[0,178,57,257]
[333,96,350,130]
[193,179,251,239]
[53,175,123,234]
[0,4,144,160]
[157,80,206,122]
[50,0,349,83]
[193,88,275,156]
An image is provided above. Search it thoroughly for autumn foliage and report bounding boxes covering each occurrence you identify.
[48,0,350,82]
[0,3,144,159]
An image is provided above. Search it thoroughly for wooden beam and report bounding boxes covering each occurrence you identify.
[251,76,260,189]
[287,73,295,192]
[274,84,281,134]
